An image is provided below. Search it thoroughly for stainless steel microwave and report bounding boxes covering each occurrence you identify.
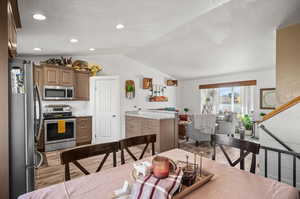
[43,86,74,100]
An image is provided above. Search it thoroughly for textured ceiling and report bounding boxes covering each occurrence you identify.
[18,0,300,79]
[18,0,229,55]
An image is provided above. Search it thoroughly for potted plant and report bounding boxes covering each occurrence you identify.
[126,84,134,99]
[241,114,253,135]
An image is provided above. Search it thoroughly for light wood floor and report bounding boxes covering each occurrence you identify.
[35,140,256,189]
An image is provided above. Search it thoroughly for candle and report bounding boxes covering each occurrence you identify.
[152,156,170,179]
[199,152,203,177]
[194,153,196,171]
[186,154,189,169]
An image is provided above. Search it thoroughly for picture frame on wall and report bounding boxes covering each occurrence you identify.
[260,88,276,109]
[166,80,178,87]
[143,78,152,89]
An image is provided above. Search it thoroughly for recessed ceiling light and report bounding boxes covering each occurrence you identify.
[116,24,125,29]
[70,38,79,43]
[33,47,42,51]
[33,13,46,21]
[89,48,95,51]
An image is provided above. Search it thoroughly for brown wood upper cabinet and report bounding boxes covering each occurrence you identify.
[43,65,74,87]
[59,68,74,86]
[33,65,43,91]
[35,64,90,100]
[43,65,60,86]
[75,71,90,100]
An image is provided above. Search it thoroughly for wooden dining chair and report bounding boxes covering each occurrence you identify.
[60,141,119,181]
[119,134,156,164]
[211,134,260,173]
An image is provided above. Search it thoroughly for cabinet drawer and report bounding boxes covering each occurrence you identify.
[77,118,91,129]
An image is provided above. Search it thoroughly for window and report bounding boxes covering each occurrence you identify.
[219,87,241,113]
[200,85,255,114]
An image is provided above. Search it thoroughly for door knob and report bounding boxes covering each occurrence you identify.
[112,115,116,117]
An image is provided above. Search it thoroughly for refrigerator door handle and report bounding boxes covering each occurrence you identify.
[34,85,43,143]
[34,84,44,168]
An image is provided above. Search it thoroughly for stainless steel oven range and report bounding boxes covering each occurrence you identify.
[43,105,76,152]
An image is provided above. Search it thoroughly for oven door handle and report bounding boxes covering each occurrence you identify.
[35,85,43,143]
[44,119,76,123]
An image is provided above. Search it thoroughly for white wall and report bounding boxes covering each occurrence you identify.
[178,68,276,120]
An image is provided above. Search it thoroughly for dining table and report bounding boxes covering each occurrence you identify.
[19,148,299,199]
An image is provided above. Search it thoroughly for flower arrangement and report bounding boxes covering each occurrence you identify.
[88,64,103,76]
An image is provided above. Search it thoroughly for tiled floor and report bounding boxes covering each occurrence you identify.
[35,136,259,189]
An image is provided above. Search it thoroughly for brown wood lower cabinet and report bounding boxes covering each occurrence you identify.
[76,116,92,146]
[125,116,178,153]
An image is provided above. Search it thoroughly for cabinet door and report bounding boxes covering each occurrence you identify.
[76,117,92,145]
[126,116,141,138]
[59,68,74,86]
[141,118,159,135]
[34,66,43,91]
[44,66,60,85]
[75,72,90,100]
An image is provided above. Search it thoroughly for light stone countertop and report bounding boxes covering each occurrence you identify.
[125,111,176,120]
[72,114,92,118]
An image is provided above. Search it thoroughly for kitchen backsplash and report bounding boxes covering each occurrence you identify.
[42,101,91,116]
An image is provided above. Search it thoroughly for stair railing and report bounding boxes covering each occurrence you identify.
[258,125,300,187]
[260,145,300,187]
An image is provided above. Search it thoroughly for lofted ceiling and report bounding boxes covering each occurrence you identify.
[18,0,300,79]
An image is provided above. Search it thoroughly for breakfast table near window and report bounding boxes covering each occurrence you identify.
[19,149,299,199]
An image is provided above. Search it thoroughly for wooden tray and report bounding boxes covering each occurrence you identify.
[172,169,214,199]
[171,160,214,199]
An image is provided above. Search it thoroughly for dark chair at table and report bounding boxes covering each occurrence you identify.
[119,134,156,164]
[60,142,119,181]
[211,134,260,173]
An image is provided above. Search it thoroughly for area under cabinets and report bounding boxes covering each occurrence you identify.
[34,64,90,101]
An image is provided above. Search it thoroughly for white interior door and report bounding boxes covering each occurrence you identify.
[91,76,120,143]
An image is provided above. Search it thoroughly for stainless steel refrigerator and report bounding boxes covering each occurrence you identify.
[9,59,43,199]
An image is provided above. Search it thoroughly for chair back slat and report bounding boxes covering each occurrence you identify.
[213,134,260,154]
[120,134,156,148]
[119,134,156,164]
[60,141,119,181]
[60,142,119,164]
[211,134,260,173]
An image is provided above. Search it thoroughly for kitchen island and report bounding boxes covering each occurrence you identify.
[125,110,178,152]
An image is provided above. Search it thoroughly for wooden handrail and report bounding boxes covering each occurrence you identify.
[261,96,300,122]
